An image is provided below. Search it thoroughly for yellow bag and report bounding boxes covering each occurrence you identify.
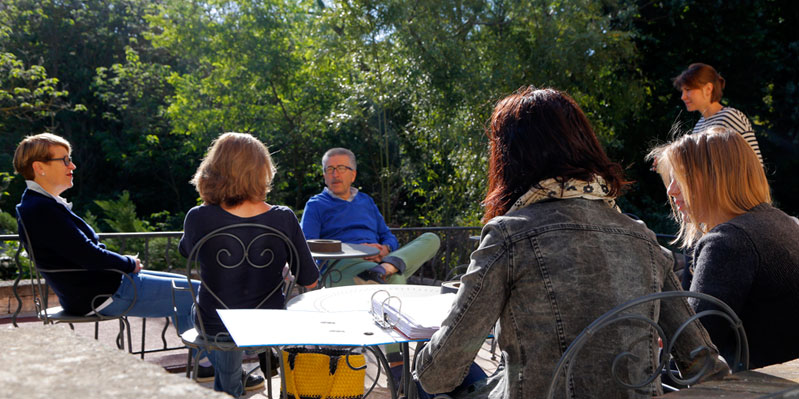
[282,347,366,399]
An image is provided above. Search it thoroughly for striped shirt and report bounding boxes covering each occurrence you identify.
[693,107,763,164]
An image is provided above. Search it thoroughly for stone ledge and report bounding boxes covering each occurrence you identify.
[0,279,58,317]
[1,324,230,398]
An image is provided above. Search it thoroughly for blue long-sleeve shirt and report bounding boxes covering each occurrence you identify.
[16,188,135,315]
[300,188,399,251]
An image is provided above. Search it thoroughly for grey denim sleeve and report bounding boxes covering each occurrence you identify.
[415,223,510,394]
[656,248,729,377]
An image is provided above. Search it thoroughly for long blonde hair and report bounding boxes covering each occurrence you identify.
[653,128,770,248]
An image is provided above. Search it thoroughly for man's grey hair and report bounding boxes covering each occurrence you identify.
[322,147,357,170]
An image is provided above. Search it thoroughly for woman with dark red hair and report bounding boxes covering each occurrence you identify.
[414,87,727,398]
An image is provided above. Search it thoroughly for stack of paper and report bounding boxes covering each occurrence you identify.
[370,292,457,339]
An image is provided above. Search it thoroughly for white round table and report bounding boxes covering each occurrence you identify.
[309,243,380,287]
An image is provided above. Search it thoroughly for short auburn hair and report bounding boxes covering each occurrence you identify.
[13,133,72,180]
[673,63,726,103]
[653,128,770,248]
[191,132,276,207]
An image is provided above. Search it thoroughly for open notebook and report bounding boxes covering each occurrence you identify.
[370,290,457,339]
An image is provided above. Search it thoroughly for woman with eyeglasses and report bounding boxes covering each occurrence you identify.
[13,133,198,330]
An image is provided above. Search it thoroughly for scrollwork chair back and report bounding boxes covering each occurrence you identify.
[545,291,748,399]
[174,223,302,399]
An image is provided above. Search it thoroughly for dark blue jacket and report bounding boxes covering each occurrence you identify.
[17,189,135,315]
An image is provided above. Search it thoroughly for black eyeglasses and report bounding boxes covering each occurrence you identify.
[324,165,353,175]
[44,156,72,166]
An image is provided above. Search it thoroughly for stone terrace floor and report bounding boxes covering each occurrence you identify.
[5,315,500,398]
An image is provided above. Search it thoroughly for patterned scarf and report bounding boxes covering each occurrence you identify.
[506,175,620,215]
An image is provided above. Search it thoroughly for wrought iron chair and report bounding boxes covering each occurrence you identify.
[12,209,136,351]
[545,291,749,399]
[172,223,306,399]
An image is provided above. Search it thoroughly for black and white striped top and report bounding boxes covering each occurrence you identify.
[693,107,763,164]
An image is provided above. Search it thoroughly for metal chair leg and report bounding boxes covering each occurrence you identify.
[186,349,194,379]
[258,351,274,399]
[140,318,147,359]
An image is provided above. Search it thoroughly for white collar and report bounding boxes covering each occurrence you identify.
[324,186,359,202]
[26,180,73,210]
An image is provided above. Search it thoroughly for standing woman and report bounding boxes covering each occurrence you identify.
[654,128,799,369]
[414,87,726,398]
[674,63,763,164]
[179,132,319,397]
[13,133,198,329]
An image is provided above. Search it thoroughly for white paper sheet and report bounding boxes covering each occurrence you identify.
[217,309,411,347]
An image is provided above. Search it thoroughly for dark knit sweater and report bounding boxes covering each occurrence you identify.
[689,203,799,368]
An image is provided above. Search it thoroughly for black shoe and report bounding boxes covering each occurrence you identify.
[357,269,387,284]
[244,373,265,392]
[196,364,215,383]
[259,351,280,378]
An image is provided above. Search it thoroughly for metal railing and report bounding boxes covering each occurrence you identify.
[1,226,482,283]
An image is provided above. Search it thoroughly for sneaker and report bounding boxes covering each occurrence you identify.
[244,373,265,392]
[196,364,215,383]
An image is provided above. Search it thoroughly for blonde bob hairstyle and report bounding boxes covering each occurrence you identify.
[13,133,72,180]
[650,127,770,248]
[191,132,276,207]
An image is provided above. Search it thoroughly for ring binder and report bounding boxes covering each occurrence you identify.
[369,289,457,339]
[369,290,402,329]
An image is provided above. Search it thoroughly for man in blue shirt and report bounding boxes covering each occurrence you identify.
[301,148,440,286]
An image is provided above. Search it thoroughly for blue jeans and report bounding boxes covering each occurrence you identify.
[208,344,245,397]
[99,270,199,334]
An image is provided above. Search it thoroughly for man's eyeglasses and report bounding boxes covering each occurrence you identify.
[324,165,353,175]
[44,156,72,167]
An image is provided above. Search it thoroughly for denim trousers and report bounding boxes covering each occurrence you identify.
[98,269,199,334]
[327,232,440,287]
[208,344,245,397]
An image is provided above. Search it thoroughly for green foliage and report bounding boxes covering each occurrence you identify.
[619,0,799,225]
[0,211,17,234]
[0,51,72,123]
[1,0,797,236]
[94,190,152,232]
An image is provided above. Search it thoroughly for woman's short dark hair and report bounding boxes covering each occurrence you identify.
[673,63,725,103]
[482,87,629,222]
[191,132,276,207]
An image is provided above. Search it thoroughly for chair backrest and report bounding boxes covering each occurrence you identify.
[14,206,137,323]
[545,291,749,399]
[183,222,301,342]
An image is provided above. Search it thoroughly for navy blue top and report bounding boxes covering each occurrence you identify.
[300,188,399,251]
[16,189,135,315]
[179,204,319,336]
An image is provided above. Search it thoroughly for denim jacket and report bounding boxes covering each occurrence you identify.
[415,199,723,398]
